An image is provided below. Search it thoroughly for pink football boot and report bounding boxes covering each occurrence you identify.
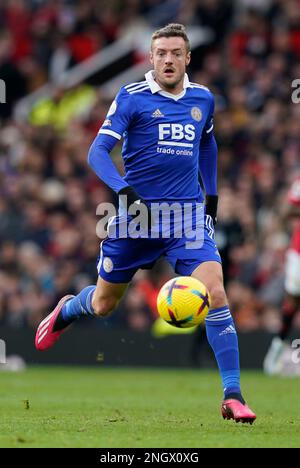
[35,295,74,351]
[221,399,256,424]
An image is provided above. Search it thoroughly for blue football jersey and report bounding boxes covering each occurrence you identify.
[99,70,214,202]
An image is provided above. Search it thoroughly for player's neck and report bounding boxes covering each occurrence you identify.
[155,78,184,96]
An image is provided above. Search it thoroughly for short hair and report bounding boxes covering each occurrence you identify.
[151,23,190,52]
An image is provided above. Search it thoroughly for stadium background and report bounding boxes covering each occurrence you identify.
[0,0,300,366]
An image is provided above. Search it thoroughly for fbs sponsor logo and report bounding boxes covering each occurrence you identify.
[158,123,195,147]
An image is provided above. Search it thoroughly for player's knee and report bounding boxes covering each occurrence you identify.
[92,295,118,318]
[209,284,227,309]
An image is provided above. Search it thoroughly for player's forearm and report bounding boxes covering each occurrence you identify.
[198,131,218,196]
[88,133,128,193]
[199,131,218,223]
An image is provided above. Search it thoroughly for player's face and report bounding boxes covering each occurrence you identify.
[150,37,191,94]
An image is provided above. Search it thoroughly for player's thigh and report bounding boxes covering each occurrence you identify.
[94,221,164,315]
[92,275,129,317]
[191,261,228,308]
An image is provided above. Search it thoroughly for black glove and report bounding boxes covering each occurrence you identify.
[118,186,152,230]
[205,194,218,226]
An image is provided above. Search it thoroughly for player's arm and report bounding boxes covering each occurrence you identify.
[88,133,144,205]
[87,87,147,209]
[199,92,218,225]
[88,132,127,192]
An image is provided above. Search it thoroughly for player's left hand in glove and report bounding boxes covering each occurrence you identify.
[204,194,218,238]
[205,194,218,226]
[118,185,153,231]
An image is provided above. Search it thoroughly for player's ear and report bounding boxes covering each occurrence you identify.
[186,51,191,66]
[149,50,154,65]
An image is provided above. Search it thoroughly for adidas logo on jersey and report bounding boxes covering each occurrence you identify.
[152,109,164,118]
[219,325,236,336]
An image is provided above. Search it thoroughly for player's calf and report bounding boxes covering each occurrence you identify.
[91,278,128,318]
[91,295,120,318]
[192,262,248,410]
[208,284,227,309]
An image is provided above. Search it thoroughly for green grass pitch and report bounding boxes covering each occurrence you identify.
[0,367,300,448]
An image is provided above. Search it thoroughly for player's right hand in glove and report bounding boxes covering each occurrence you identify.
[118,185,153,232]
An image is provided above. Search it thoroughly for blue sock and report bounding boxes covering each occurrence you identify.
[61,286,96,324]
[205,305,243,401]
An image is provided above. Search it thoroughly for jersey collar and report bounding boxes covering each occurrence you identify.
[145,70,191,100]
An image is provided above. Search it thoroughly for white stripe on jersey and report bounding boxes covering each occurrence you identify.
[98,129,122,140]
[128,85,150,94]
[205,214,215,239]
[206,123,214,134]
[124,81,147,90]
[97,241,104,273]
[190,83,210,91]
[125,82,147,93]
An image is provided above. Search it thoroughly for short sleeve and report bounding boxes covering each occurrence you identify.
[98,87,137,140]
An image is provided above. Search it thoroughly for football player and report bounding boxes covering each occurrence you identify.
[35,24,256,423]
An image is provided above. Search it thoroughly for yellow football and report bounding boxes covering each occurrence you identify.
[157,276,210,328]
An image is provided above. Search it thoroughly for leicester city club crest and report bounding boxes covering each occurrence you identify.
[103,257,114,273]
[191,107,202,122]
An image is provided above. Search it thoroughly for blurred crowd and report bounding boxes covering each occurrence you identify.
[0,0,300,332]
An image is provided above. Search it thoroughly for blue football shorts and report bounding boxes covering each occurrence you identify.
[96,202,221,283]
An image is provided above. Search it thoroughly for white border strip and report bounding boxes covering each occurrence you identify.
[157,141,194,148]
[98,129,122,140]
